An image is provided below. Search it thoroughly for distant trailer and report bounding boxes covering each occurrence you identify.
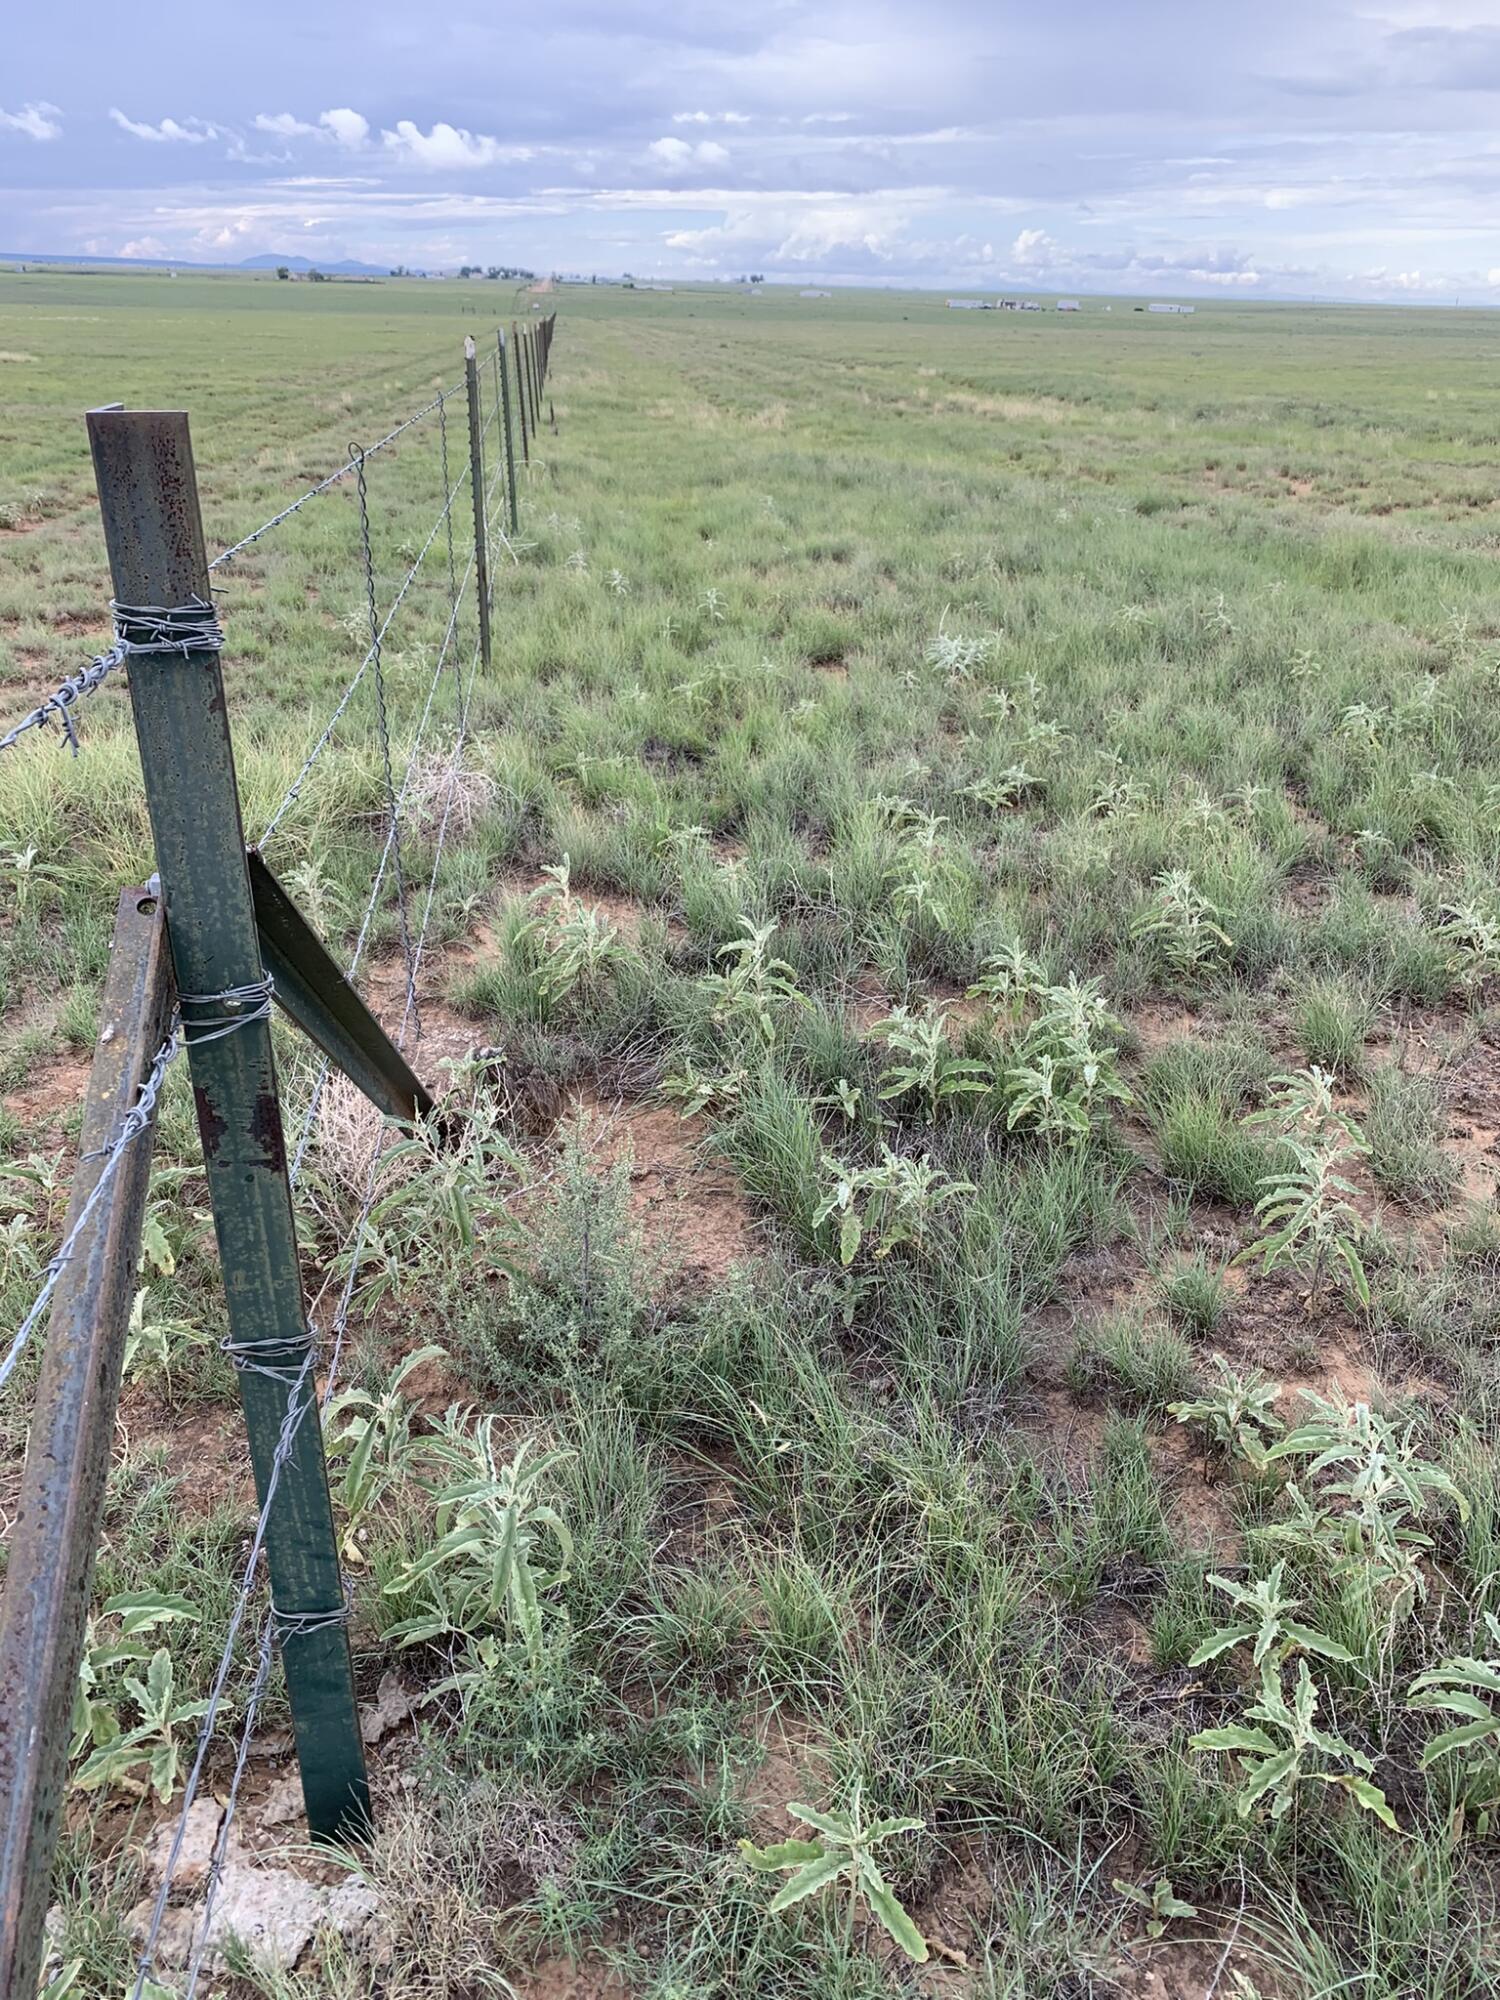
[1148,302,1194,314]
[1056,299,1081,311]
[947,297,988,309]
[800,288,831,299]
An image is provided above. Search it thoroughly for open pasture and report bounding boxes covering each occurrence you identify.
[3,271,1500,1998]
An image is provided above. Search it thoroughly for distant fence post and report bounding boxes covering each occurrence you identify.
[463,337,493,670]
[497,328,519,534]
[520,325,536,434]
[86,410,371,1843]
[512,321,531,466]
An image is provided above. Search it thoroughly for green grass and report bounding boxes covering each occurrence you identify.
[4,270,1500,1999]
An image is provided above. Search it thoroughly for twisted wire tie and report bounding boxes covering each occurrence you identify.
[110,595,225,657]
[177,974,275,1047]
[271,1589,353,1645]
[220,1328,319,1387]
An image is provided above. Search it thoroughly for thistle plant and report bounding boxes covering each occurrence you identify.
[1408,1611,1500,1825]
[1190,1561,1353,1673]
[871,1003,991,1121]
[661,1058,750,1119]
[122,1286,212,1395]
[1132,868,1234,976]
[1000,974,1132,1144]
[1112,1876,1197,1939]
[324,1343,446,1563]
[967,939,1047,1021]
[924,608,998,681]
[739,1785,928,1963]
[71,1593,206,1806]
[518,857,636,1008]
[705,916,808,1046]
[1192,1658,1396,1828]
[814,1147,974,1265]
[1236,1137,1371,1309]
[1169,1366,1284,1470]
[1245,1066,1359,1147]
[1266,1395,1467,1623]
[1437,899,1500,990]
[384,1421,573,1669]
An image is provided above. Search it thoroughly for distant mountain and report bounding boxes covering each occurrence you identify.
[0,248,387,277]
[239,253,387,276]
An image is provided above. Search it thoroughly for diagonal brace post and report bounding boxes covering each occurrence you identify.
[248,849,433,1125]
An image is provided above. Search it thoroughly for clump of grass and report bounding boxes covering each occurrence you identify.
[1068,1310,1198,1415]
[1294,975,1376,1077]
[1158,1251,1230,1338]
[1156,1090,1286,1207]
[1365,1063,1459,1210]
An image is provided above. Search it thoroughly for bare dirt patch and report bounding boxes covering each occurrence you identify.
[115,1400,252,1518]
[558,1088,758,1283]
[3,1048,91,1135]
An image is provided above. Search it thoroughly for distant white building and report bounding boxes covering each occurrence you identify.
[1056,298,1081,311]
[947,297,987,309]
[1148,302,1194,314]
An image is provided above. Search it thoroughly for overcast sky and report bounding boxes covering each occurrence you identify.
[5,1,1500,299]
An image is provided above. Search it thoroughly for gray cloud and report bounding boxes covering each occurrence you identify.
[4,3,1500,299]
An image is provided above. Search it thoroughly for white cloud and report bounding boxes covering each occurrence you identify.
[109,109,220,144]
[380,119,527,169]
[118,235,171,259]
[672,110,750,125]
[648,136,732,171]
[1012,227,1055,263]
[320,108,370,150]
[255,112,320,139]
[0,101,62,142]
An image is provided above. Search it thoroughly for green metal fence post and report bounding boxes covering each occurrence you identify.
[86,409,371,1844]
[497,328,519,535]
[521,325,536,433]
[513,321,531,466]
[463,337,493,671]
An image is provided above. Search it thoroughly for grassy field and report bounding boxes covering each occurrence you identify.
[3,270,1500,1998]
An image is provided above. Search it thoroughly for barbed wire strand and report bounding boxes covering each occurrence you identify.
[352,442,420,1043]
[139,624,490,2000]
[0,641,127,756]
[208,384,459,573]
[0,1025,182,1393]
[132,502,493,1998]
[257,448,472,852]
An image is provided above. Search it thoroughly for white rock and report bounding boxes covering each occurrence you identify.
[129,1843,382,1978]
[142,1799,225,1891]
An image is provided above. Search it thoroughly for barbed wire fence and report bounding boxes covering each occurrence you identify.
[0,313,557,1998]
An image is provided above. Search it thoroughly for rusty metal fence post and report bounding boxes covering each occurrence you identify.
[0,888,175,2000]
[86,410,370,1843]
